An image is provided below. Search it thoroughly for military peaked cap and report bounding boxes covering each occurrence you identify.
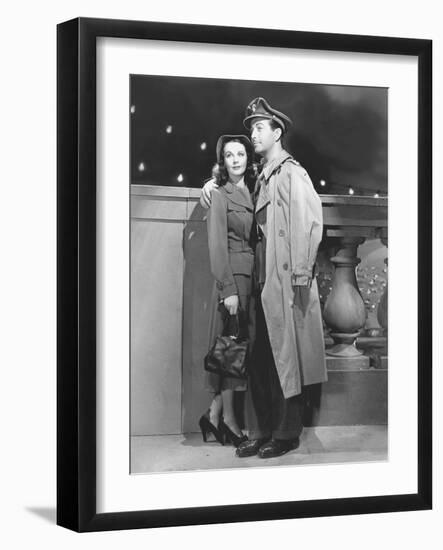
[243,97,293,132]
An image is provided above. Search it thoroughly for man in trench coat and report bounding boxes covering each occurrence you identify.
[201,97,327,458]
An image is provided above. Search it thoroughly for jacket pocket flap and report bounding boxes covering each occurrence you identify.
[227,203,248,212]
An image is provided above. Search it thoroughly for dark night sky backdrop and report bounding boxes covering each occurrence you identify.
[130,75,387,196]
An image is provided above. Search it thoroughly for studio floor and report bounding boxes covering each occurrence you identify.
[130,425,387,474]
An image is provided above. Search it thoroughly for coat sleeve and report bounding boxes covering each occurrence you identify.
[207,189,238,299]
[287,164,323,287]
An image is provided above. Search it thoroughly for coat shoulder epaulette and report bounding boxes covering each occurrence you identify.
[283,157,302,168]
[280,157,305,175]
[280,158,315,189]
[285,157,300,166]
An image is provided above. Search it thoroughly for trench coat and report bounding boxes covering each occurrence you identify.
[254,150,327,399]
[206,179,256,354]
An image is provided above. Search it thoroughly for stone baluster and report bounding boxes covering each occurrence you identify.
[322,233,367,358]
[377,232,388,334]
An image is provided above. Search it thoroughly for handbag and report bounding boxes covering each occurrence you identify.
[204,308,249,379]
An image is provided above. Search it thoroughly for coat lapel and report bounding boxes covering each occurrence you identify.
[223,180,254,210]
[255,151,292,214]
[255,174,270,214]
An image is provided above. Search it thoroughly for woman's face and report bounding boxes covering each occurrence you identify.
[223,141,248,181]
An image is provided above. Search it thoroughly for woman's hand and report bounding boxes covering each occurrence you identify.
[223,294,239,315]
[200,178,219,209]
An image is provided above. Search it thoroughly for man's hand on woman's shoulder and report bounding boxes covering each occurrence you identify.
[200,178,219,209]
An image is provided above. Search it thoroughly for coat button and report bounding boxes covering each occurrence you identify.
[283,263,289,270]
[277,199,282,206]
[279,229,285,236]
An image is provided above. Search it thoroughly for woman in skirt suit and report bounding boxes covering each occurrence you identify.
[199,134,257,448]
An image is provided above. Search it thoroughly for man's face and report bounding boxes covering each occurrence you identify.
[250,118,280,155]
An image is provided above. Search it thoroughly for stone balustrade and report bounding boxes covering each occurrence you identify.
[320,195,388,368]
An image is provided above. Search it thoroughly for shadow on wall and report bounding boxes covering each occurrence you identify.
[181,201,215,434]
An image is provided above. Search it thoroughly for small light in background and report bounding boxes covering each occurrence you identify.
[348,186,354,195]
[177,174,184,183]
[320,179,326,187]
[166,125,173,134]
[374,190,380,198]
[138,162,145,172]
[200,142,207,151]
[130,105,136,114]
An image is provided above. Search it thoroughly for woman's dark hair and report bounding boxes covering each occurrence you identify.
[211,139,258,193]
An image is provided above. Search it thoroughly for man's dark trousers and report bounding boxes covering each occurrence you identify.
[245,290,303,441]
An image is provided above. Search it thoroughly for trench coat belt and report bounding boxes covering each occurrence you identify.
[228,240,253,253]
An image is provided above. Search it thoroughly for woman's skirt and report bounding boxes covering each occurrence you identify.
[205,274,255,393]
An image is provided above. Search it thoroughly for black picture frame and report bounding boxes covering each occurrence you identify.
[57,17,432,532]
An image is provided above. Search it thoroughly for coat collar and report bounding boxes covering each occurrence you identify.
[222,179,253,210]
[260,149,293,181]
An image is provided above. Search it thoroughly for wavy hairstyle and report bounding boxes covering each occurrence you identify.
[211,138,258,193]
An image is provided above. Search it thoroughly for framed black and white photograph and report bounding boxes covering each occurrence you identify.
[57,17,432,532]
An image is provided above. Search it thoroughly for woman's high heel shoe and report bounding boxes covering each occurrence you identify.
[219,419,248,448]
[199,411,224,445]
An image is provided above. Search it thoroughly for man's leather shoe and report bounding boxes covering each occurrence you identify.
[258,438,299,459]
[236,438,269,458]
